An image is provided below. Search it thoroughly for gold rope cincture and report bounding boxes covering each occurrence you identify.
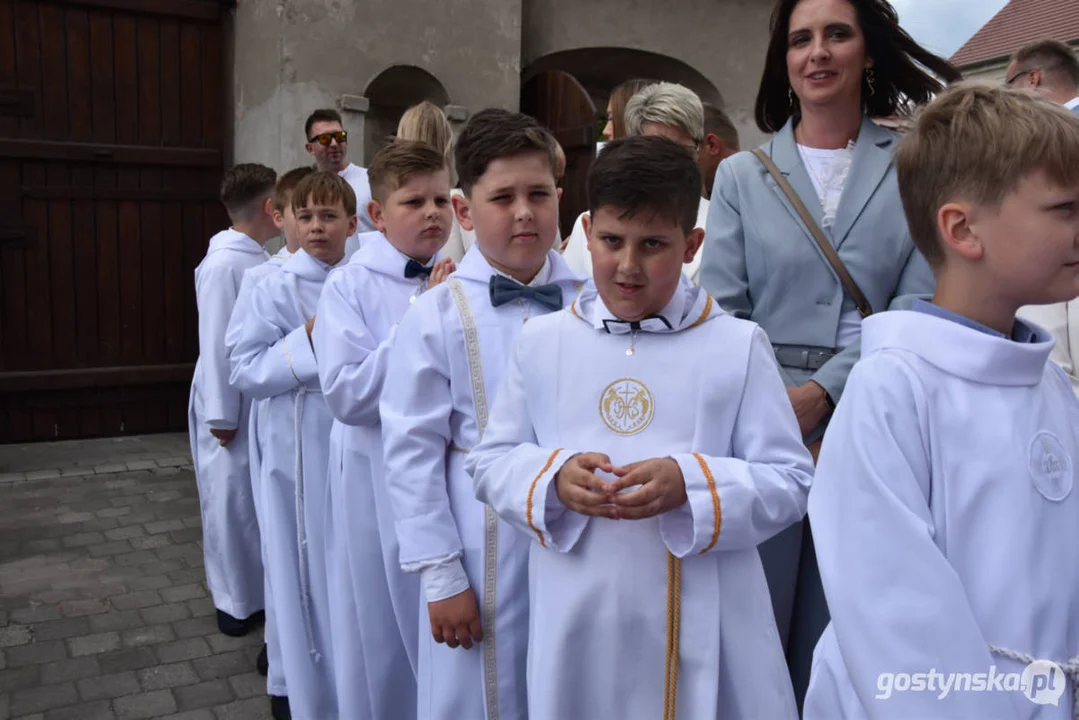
[664,552,682,720]
[448,278,501,720]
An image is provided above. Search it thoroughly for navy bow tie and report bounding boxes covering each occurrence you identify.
[602,315,673,334]
[404,259,432,279]
[489,275,563,311]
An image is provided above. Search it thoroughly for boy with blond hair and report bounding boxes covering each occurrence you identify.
[805,85,1079,719]
[315,140,455,719]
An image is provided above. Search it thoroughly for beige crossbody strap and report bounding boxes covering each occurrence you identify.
[751,148,873,318]
[447,278,501,720]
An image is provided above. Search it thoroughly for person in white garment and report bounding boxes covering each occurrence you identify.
[1006,40,1079,396]
[189,163,276,639]
[445,140,565,263]
[304,107,375,252]
[562,83,710,283]
[315,141,455,719]
[804,85,1079,720]
[467,135,813,720]
[380,109,584,720]
[229,172,357,720]
[223,165,313,702]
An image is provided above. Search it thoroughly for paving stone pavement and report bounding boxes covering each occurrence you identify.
[0,434,271,720]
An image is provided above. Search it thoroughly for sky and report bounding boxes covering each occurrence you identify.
[892,0,1010,58]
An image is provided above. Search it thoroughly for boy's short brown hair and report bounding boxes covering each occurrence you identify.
[453,109,557,196]
[588,135,701,233]
[220,163,277,222]
[367,140,448,204]
[274,166,316,213]
[290,171,357,216]
[896,84,1079,269]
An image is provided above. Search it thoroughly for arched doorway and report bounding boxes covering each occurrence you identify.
[362,66,451,164]
[520,71,597,238]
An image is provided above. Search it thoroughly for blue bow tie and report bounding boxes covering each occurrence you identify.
[602,315,673,334]
[404,259,431,279]
[489,275,563,311]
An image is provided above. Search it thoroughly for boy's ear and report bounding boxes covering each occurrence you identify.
[938,202,983,262]
[556,187,564,203]
[262,196,275,218]
[272,209,285,231]
[347,212,359,238]
[452,193,474,232]
[683,227,705,263]
[582,212,593,251]
[368,200,385,233]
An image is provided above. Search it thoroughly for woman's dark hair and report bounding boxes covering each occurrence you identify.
[754,0,962,133]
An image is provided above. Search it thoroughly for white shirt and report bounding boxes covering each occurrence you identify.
[1064,96,1079,112]
[797,143,853,229]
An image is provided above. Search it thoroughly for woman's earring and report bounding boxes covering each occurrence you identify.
[788,86,795,109]
[866,67,876,97]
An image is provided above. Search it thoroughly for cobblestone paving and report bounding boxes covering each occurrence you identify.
[0,434,271,720]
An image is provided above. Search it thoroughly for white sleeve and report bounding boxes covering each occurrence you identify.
[808,356,1027,718]
[659,326,813,557]
[225,269,260,365]
[314,272,395,426]
[380,299,465,574]
[561,212,593,277]
[468,331,589,553]
[196,264,244,428]
[228,280,316,400]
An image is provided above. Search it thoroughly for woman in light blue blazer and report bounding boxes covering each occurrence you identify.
[699,0,960,710]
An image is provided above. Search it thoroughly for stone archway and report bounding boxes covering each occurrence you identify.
[522,47,725,120]
[361,65,452,164]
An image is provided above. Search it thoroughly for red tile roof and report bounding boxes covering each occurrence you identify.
[950,0,1079,68]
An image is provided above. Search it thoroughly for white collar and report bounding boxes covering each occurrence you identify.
[1064,97,1079,111]
[491,256,552,287]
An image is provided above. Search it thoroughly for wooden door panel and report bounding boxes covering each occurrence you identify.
[0,0,230,442]
[520,71,597,238]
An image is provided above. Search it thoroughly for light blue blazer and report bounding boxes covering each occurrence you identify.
[699,115,934,404]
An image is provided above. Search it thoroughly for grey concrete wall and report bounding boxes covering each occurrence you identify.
[231,0,523,171]
[521,0,775,148]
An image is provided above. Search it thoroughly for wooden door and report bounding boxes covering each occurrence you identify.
[0,0,232,443]
[520,70,597,239]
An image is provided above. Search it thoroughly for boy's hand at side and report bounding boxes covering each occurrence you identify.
[555,453,618,518]
[610,458,687,520]
[428,588,483,650]
[305,315,316,338]
[209,428,237,447]
[427,258,456,288]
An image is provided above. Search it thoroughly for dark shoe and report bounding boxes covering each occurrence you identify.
[270,695,291,720]
[216,609,264,637]
[256,644,268,676]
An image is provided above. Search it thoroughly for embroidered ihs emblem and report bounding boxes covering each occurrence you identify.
[1028,431,1073,502]
[599,378,655,436]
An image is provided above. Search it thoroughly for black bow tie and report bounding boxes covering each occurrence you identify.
[488,275,563,311]
[404,259,432,279]
[602,315,674,334]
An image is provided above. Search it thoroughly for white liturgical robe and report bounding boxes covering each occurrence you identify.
[380,245,583,720]
[229,248,341,719]
[805,309,1079,720]
[188,228,267,620]
[314,231,435,719]
[467,280,811,720]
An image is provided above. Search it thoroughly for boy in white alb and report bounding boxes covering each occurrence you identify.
[315,140,456,719]
[189,163,275,639]
[229,172,357,720]
[468,135,812,720]
[380,110,584,719]
[804,86,1079,719]
[224,166,313,701]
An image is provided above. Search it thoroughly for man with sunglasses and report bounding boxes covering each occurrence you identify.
[1004,39,1079,114]
[304,109,376,243]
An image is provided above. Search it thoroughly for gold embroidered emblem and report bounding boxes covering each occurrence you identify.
[599,378,655,436]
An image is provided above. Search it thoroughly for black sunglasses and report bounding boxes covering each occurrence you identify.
[309,130,347,146]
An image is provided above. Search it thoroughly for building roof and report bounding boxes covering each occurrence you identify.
[950,0,1079,68]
